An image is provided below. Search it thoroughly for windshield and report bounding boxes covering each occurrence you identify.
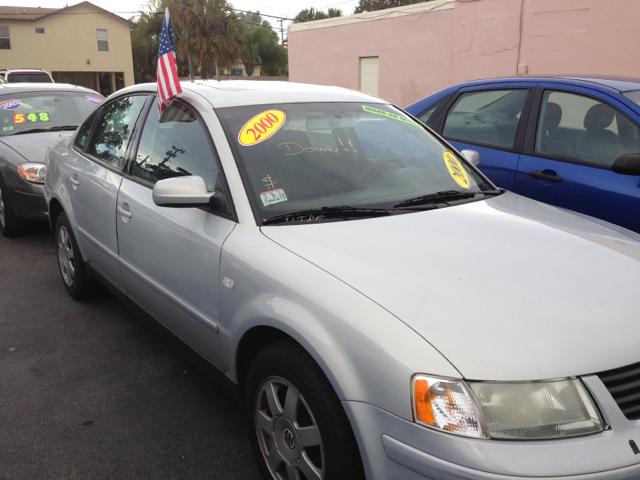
[623,90,640,107]
[7,73,53,83]
[218,103,496,224]
[0,91,103,136]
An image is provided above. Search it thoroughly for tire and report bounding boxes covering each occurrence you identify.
[55,212,98,300]
[245,339,365,480]
[0,180,27,237]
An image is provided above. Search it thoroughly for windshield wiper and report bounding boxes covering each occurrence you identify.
[263,206,392,225]
[12,125,78,135]
[394,189,503,208]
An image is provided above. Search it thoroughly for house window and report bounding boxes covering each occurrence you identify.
[97,29,108,51]
[230,68,244,76]
[0,26,10,49]
[35,27,45,34]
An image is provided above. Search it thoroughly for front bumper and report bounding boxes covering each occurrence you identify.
[4,178,47,221]
[343,376,640,479]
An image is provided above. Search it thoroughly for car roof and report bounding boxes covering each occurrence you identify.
[453,75,640,93]
[1,69,49,74]
[0,82,99,95]
[116,80,387,108]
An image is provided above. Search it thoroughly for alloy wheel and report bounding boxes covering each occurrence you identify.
[255,376,324,480]
[57,225,75,286]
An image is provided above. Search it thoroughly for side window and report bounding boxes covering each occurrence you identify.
[418,104,438,124]
[535,90,640,167]
[133,101,220,192]
[86,96,146,168]
[443,89,528,149]
[74,112,97,150]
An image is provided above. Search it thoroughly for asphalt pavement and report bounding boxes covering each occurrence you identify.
[0,224,261,479]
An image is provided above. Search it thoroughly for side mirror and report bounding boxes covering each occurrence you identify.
[461,149,480,166]
[612,153,640,176]
[153,176,221,208]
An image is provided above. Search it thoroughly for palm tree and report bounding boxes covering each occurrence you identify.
[171,0,244,80]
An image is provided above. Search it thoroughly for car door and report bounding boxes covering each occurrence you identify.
[116,98,236,367]
[68,94,148,291]
[434,83,536,190]
[514,84,640,232]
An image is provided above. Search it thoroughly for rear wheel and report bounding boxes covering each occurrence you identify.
[0,181,27,237]
[245,339,365,480]
[55,212,97,300]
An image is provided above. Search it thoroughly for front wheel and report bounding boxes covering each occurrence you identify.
[55,212,98,300]
[245,339,365,480]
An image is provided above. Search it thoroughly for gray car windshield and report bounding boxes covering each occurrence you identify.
[218,103,495,224]
[0,92,103,136]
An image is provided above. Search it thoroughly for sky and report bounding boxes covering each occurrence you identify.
[12,0,361,38]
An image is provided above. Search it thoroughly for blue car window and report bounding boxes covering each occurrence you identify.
[133,101,220,191]
[535,90,640,167]
[442,89,528,150]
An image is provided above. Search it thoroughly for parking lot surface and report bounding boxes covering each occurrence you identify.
[0,226,261,479]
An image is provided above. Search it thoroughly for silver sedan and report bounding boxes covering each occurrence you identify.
[44,81,640,479]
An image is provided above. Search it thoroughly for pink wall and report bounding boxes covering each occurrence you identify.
[288,5,456,107]
[288,0,640,107]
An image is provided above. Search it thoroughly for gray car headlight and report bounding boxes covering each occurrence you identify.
[17,163,46,184]
[412,375,604,440]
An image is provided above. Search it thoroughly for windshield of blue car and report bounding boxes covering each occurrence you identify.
[217,102,495,223]
[0,92,103,136]
[623,90,640,107]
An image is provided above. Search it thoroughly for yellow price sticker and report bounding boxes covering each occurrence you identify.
[443,151,470,189]
[238,109,286,146]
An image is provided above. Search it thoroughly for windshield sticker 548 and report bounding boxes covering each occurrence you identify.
[239,109,286,146]
[443,151,470,189]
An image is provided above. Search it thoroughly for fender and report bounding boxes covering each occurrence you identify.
[218,224,460,422]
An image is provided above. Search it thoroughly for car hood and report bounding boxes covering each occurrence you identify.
[0,131,73,163]
[262,193,640,381]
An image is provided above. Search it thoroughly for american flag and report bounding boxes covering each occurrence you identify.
[157,7,182,116]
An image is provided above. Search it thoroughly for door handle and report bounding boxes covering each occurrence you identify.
[117,205,132,218]
[70,174,79,187]
[528,170,563,183]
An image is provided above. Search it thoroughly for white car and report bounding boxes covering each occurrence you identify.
[45,80,640,480]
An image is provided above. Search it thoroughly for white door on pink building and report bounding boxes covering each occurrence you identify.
[360,57,379,97]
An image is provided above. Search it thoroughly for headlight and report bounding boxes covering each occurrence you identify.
[412,375,604,440]
[469,378,604,439]
[17,163,46,184]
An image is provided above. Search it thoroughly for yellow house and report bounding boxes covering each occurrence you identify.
[0,2,136,95]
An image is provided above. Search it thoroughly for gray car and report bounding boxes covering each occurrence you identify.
[0,83,103,236]
[44,81,640,480]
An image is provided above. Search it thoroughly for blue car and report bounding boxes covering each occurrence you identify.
[405,76,640,233]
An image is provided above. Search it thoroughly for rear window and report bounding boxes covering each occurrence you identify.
[7,73,52,83]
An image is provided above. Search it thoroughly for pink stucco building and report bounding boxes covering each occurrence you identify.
[288,0,640,107]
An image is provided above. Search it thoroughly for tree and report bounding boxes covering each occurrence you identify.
[354,0,428,13]
[170,0,245,80]
[130,0,189,83]
[293,7,342,23]
[240,11,287,76]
